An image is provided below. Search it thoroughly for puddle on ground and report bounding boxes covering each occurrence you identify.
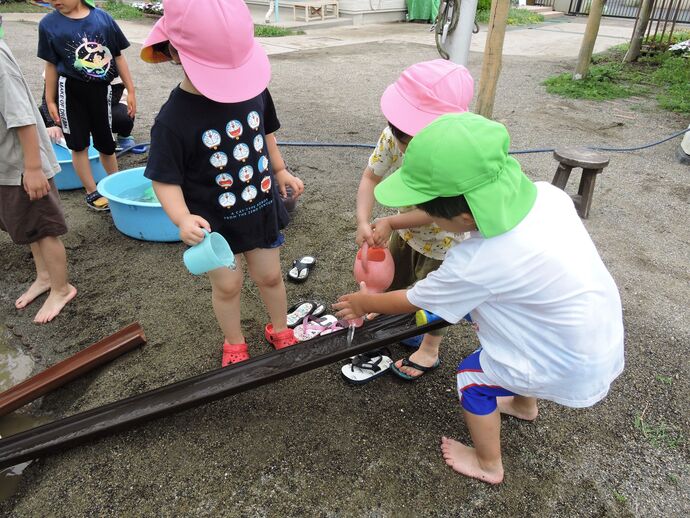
[0,324,47,502]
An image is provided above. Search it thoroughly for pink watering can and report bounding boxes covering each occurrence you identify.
[353,242,395,294]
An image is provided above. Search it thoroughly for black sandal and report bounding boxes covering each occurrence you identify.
[341,348,393,385]
[287,256,316,283]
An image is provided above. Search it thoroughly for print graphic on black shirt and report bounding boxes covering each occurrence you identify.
[145,88,288,254]
[38,9,130,83]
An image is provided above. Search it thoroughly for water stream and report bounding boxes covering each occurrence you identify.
[0,324,46,502]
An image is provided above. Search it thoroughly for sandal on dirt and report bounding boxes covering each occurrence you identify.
[287,256,316,283]
[286,300,326,328]
[293,314,346,342]
[341,348,393,384]
[390,357,441,381]
[222,341,249,367]
[85,191,110,211]
[264,324,298,350]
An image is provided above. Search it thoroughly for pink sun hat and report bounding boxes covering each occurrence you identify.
[380,59,474,136]
[140,0,271,103]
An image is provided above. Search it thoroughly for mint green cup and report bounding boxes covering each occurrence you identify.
[183,231,236,275]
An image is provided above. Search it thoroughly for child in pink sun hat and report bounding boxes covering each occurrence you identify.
[141,0,304,367]
[350,59,474,383]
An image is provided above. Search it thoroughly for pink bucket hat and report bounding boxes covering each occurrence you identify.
[140,0,270,103]
[380,59,474,136]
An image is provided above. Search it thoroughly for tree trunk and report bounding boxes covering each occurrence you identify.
[476,0,511,119]
[623,0,655,62]
[574,0,606,79]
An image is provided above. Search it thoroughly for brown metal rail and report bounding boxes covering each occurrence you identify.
[0,314,448,470]
[0,323,146,417]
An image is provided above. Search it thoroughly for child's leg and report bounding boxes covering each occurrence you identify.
[32,236,77,324]
[244,247,288,331]
[497,395,538,421]
[441,408,503,484]
[443,349,528,484]
[208,260,245,344]
[15,241,51,309]
[99,152,118,175]
[71,149,98,194]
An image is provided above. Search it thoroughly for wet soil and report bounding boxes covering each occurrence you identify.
[1,20,689,517]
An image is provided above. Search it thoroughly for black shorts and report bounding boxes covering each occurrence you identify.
[58,76,116,155]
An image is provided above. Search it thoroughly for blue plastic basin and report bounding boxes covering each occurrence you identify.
[52,143,107,190]
[97,167,180,242]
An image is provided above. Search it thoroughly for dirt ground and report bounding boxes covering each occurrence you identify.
[1,18,689,517]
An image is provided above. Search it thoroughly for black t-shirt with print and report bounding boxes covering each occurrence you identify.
[145,87,289,254]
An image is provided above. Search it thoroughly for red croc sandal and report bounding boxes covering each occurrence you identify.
[264,324,298,350]
[222,341,249,367]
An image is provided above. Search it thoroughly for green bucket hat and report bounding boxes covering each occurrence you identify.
[85,0,96,7]
[374,112,537,238]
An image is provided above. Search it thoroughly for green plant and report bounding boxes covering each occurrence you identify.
[102,1,143,20]
[634,413,684,449]
[254,24,302,37]
[543,30,690,114]
[655,374,673,384]
[476,8,544,26]
[613,490,627,503]
[0,1,46,12]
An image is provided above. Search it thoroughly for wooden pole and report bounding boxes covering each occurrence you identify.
[573,0,606,79]
[624,0,655,63]
[476,0,510,119]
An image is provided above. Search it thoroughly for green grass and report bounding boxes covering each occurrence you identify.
[634,413,684,449]
[101,1,143,20]
[476,8,544,26]
[254,24,302,37]
[543,31,690,113]
[655,374,673,385]
[0,1,47,13]
[612,491,627,504]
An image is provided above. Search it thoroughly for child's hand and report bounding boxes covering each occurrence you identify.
[333,282,369,320]
[46,126,64,143]
[23,167,50,201]
[372,218,393,247]
[179,214,211,246]
[46,102,60,125]
[127,92,137,118]
[274,168,304,198]
[356,221,375,247]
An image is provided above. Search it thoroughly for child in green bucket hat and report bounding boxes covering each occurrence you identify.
[335,112,624,484]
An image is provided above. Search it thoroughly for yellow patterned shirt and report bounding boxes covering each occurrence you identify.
[367,126,467,260]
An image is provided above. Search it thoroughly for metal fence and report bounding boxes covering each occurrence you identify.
[569,0,690,23]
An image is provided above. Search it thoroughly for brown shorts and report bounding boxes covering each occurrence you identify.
[388,232,447,337]
[0,179,68,245]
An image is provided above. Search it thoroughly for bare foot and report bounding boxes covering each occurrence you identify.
[497,396,538,421]
[440,436,504,484]
[15,279,51,309]
[33,285,77,324]
[394,348,438,377]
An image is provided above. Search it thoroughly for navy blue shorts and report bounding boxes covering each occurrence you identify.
[456,349,516,416]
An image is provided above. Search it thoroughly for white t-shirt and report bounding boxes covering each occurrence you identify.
[408,182,624,407]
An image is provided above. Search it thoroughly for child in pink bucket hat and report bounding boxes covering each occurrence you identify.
[348,60,474,383]
[141,0,304,366]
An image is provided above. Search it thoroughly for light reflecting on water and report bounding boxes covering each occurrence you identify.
[0,324,46,502]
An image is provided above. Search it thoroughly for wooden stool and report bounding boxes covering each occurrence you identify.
[551,147,610,219]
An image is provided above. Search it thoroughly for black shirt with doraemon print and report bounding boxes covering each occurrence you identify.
[145,87,288,254]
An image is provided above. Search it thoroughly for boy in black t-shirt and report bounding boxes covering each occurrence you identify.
[38,0,136,210]
[142,0,304,367]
